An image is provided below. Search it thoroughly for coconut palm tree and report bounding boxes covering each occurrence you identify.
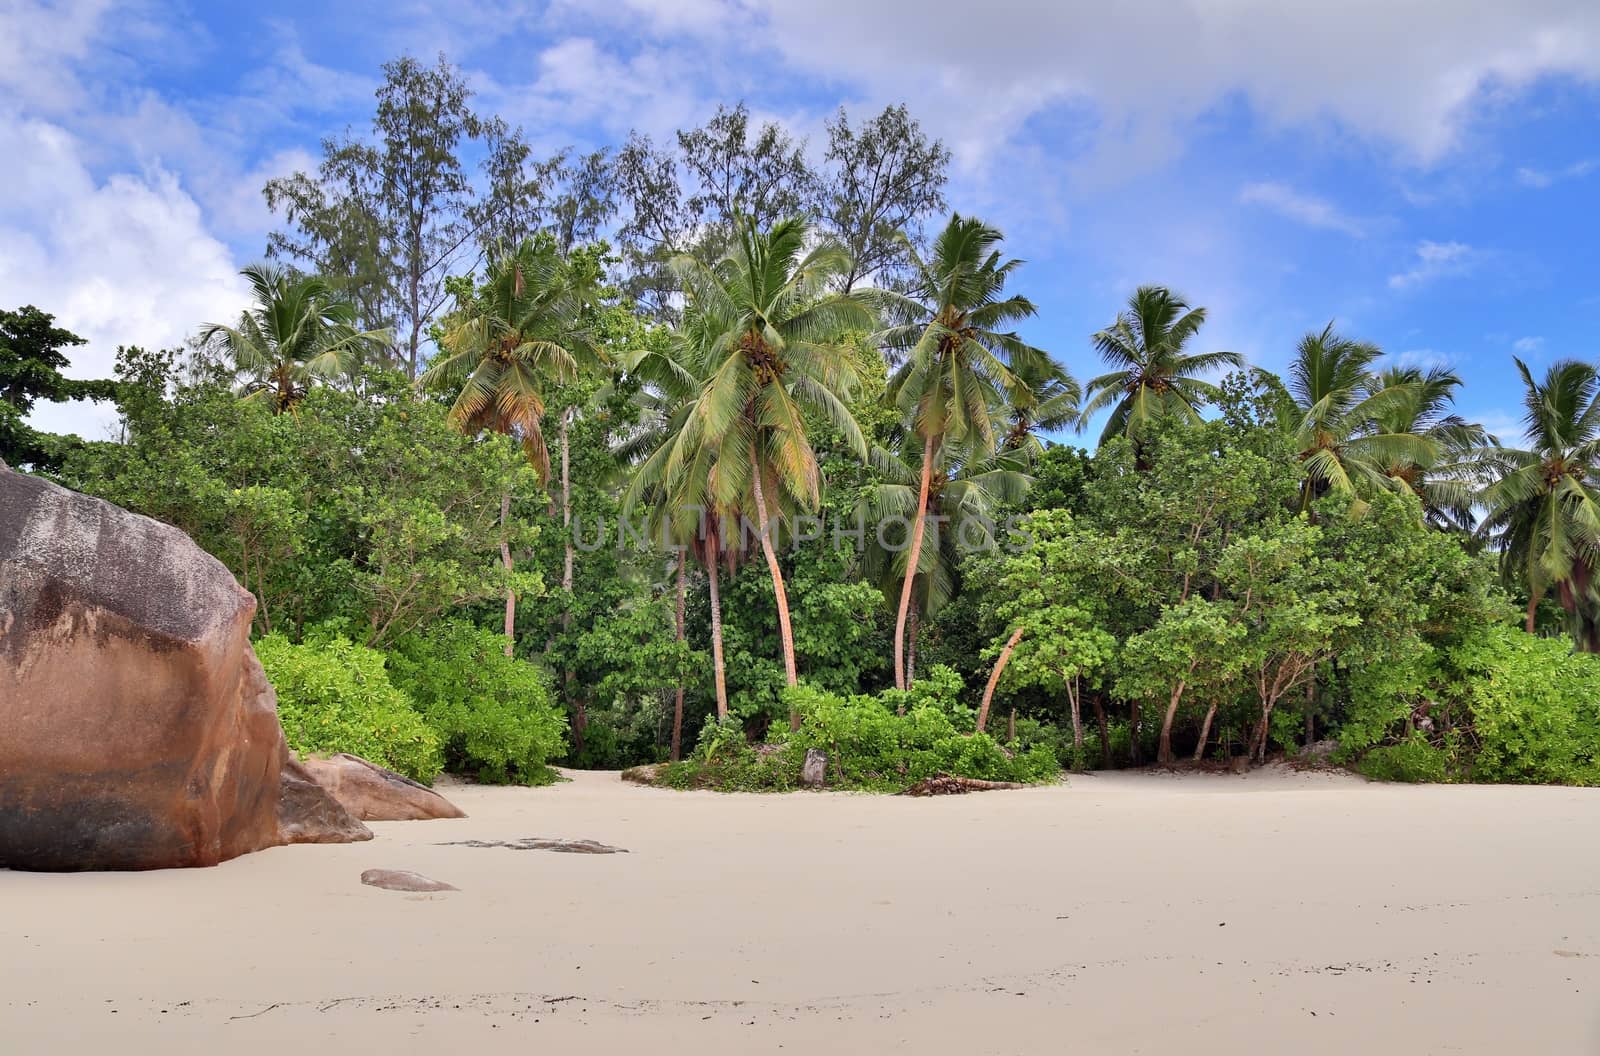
[1284,324,1443,514]
[420,239,599,655]
[669,216,874,719]
[1002,354,1081,458]
[1363,365,1488,531]
[620,325,743,725]
[860,436,1032,685]
[422,239,598,479]
[1081,285,1241,447]
[1478,358,1600,649]
[872,214,1050,689]
[199,263,389,414]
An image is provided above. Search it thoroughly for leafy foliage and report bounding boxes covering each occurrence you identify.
[256,632,442,782]
[389,620,568,784]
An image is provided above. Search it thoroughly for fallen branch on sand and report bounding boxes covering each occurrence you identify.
[898,774,1027,797]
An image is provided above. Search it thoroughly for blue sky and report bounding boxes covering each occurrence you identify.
[4,0,1598,445]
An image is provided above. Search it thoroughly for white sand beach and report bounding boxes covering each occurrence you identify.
[4,767,1598,1055]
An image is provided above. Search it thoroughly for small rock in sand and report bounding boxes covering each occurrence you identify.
[360,868,457,892]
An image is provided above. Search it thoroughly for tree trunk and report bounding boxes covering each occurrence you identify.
[560,407,574,605]
[748,448,799,726]
[560,407,575,726]
[499,491,516,657]
[1092,693,1111,768]
[1526,589,1542,634]
[1157,663,1196,765]
[1251,698,1277,764]
[1129,698,1143,765]
[707,548,729,721]
[671,557,687,762]
[906,606,918,689]
[1194,704,1218,763]
[1067,677,1084,760]
[893,433,938,690]
[977,626,1025,733]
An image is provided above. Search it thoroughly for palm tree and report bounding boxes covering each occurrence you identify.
[420,239,599,655]
[1363,365,1487,531]
[1081,285,1241,447]
[620,323,743,724]
[873,215,1050,689]
[1479,358,1600,649]
[1003,353,1081,458]
[670,216,874,720]
[1286,324,1436,513]
[199,263,389,414]
[861,437,1032,685]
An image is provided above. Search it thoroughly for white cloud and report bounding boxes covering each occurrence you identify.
[0,114,247,439]
[1239,182,1367,237]
[1388,240,1476,290]
[736,0,1600,171]
[1516,159,1598,188]
[1512,335,1545,354]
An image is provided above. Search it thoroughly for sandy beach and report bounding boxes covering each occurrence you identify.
[4,767,1598,1054]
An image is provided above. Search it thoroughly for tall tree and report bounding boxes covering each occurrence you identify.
[620,322,742,722]
[874,214,1049,689]
[1364,364,1487,530]
[472,121,615,255]
[861,439,1032,686]
[1285,324,1433,513]
[670,217,873,718]
[199,264,390,414]
[1479,358,1600,648]
[1081,285,1241,447]
[266,53,482,379]
[815,104,950,292]
[0,306,114,471]
[677,103,815,245]
[613,131,694,318]
[420,238,599,654]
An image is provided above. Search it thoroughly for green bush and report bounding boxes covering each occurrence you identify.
[660,683,1059,793]
[388,620,568,784]
[255,632,442,782]
[1455,625,1600,786]
[1356,733,1451,783]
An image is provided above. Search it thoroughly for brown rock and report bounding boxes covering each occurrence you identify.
[800,748,829,787]
[360,868,457,892]
[299,753,466,822]
[277,758,374,845]
[0,467,367,870]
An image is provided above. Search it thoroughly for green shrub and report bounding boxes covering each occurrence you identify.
[1455,625,1600,786]
[388,620,568,784]
[255,632,442,782]
[660,683,1060,793]
[1356,733,1451,783]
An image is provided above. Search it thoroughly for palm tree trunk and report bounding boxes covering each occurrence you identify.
[1526,588,1542,634]
[906,607,918,689]
[672,557,687,761]
[977,626,1025,733]
[707,548,729,721]
[560,407,574,603]
[748,447,799,726]
[499,491,516,657]
[559,408,580,746]
[894,433,938,690]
